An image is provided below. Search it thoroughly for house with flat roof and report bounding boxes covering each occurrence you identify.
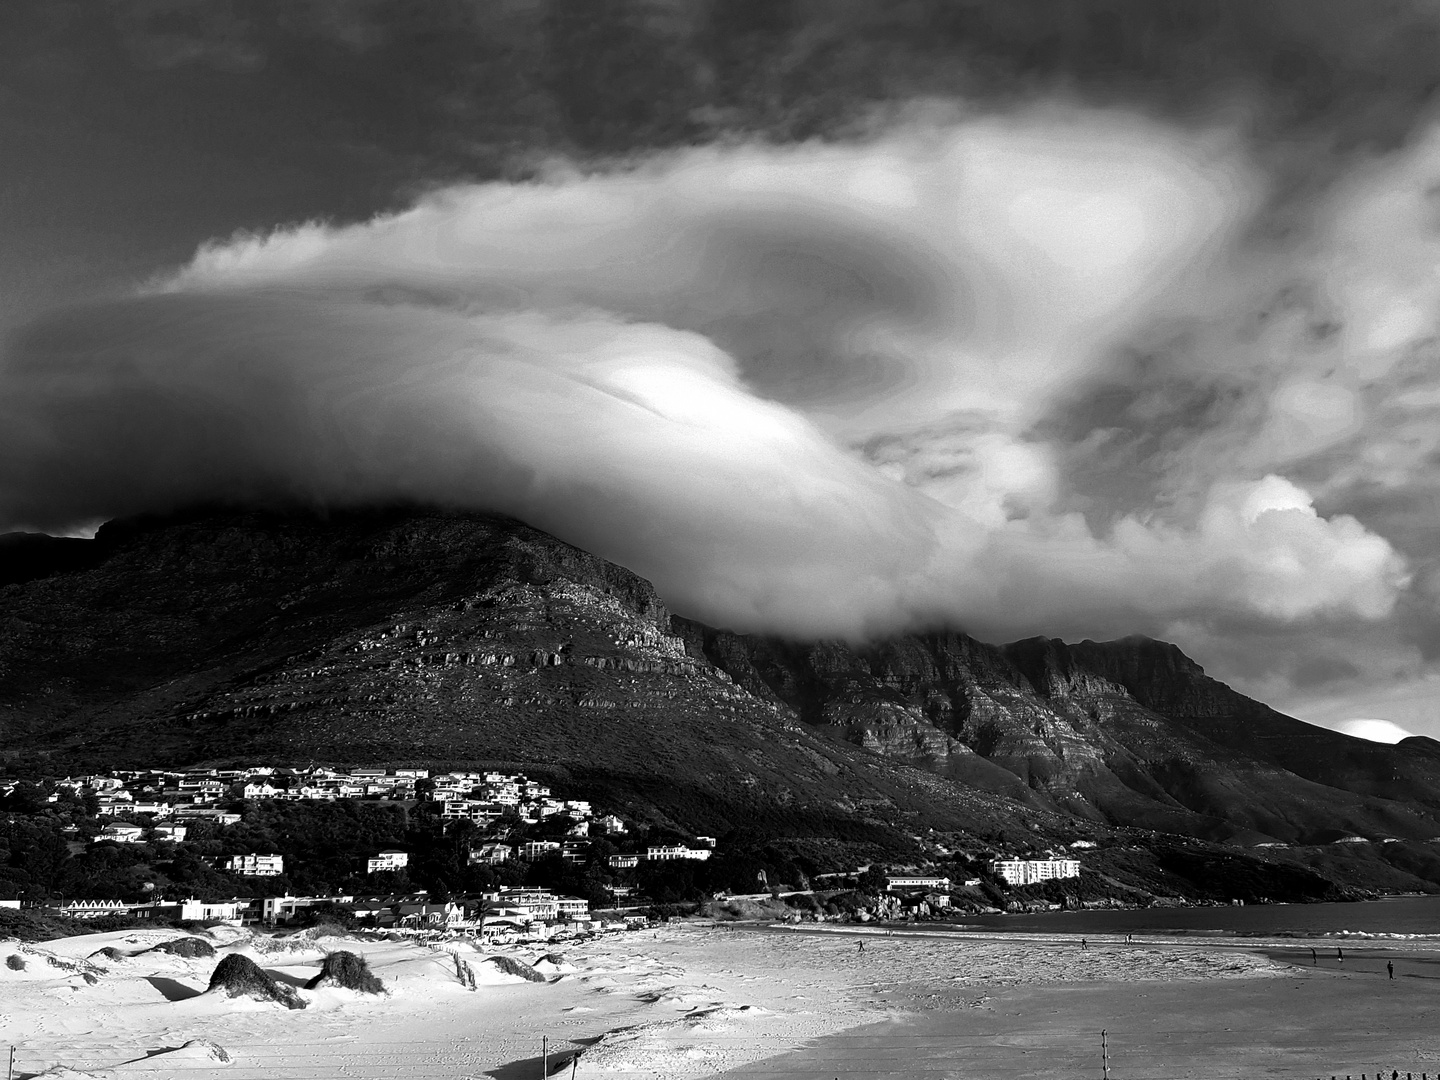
[226,853,284,876]
[885,875,951,891]
[95,823,145,844]
[367,850,409,873]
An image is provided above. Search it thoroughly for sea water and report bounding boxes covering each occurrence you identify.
[947,893,1440,938]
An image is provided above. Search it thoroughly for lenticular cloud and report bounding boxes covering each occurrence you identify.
[0,109,1411,640]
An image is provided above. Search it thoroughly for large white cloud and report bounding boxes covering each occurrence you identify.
[0,108,1413,642]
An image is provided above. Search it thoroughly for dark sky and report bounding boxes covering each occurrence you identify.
[7,0,1440,316]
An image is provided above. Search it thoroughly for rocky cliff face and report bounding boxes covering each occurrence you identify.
[4,506,1440,847]
[679,623,1440,845]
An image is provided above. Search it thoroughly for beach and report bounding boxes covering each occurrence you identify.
[2,922,1438,1080]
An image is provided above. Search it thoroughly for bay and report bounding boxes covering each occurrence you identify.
[946,893,1440,937]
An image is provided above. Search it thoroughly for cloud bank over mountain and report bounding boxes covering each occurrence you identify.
[0,112,1414,642]
[4,0,1440,731]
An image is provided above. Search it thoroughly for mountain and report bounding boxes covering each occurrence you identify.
[3,505,1440,855]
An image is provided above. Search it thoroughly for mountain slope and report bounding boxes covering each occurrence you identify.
[3,506,1439,849]
[0,507,1065,842]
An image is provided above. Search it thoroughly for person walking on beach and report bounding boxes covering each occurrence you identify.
[858,940,864,954]
[1311,948,1317,965]
[1388,960,1394,979]
[1338,947,1345,962]
[1081,938,1088,950]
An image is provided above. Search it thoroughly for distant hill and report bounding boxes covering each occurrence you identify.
[3,506,1440,857]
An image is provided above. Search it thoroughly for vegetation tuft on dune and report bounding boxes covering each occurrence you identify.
[207,953,306,1009]
[305,950,384,994]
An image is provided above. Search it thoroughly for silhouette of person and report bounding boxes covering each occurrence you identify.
[1082,938,1088,950]
[1311,948,1318,965]
[1338,947,1344,962]
[1388,961,1394,979]
[858,940,864,953]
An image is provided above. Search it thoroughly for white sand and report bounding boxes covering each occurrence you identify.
[0,922,1290,1080]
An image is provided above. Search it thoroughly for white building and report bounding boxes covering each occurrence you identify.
[367,850,409,873]
[885,875,951,891]
[226,853,284,877]
[608,854,639,869]
[179,898,245,923]
[990,858,1081,886]
[152,824,188,842]
[57,899,132,919]
[468,843,513,865]
[646,845,711,862]
[495,888,558,920]
[96,824,145,844]
[440,800,504,822]
[97,800,172,817]
[555,896,590,921]
[520,840,562,861]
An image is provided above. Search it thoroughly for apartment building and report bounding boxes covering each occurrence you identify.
[990,858,1081,886]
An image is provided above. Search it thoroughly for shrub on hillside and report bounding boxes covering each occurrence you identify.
[304,950,383,994]
[206,954,306,1009]
[6,954,24,971]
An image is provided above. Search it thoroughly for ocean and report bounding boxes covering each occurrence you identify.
[946,893,1440,938]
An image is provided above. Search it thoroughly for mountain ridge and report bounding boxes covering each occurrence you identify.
[2,505,1439,853]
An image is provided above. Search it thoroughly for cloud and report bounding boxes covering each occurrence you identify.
[0,107,1419,649]
[1326,719,1416,745]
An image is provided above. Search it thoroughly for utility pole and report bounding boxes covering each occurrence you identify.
[541,1035,548,1078]
[8,1044,14,1080]
[1101,1029,1109,1080]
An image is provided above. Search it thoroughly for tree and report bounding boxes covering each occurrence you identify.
[858,865,888,895]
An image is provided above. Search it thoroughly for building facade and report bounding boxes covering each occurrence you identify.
[990,858,1081,886]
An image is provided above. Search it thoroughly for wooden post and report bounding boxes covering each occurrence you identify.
[7,1044,13,1080]
[570,1051,581,1079]
[541,1035,549,1078]
[1101,1029,1109,1080]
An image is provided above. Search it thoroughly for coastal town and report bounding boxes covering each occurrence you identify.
[0,764,1093,939]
